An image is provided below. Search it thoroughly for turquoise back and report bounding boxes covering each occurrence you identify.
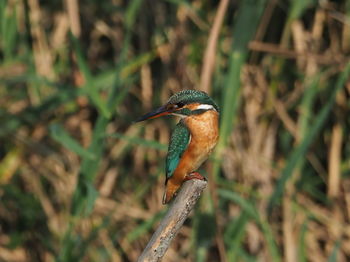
[165,120,190,183]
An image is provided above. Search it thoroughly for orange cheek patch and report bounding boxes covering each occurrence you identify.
[183,103,200,111]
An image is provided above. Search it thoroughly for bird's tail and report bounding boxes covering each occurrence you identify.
[162,180,180,204]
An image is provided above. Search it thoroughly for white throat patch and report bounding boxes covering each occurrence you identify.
[172,113,186,118]
[196,104,216,111]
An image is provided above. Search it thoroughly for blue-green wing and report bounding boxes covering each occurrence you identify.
[165,121,190,183]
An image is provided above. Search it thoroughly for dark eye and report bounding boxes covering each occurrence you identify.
[176,102,184,108]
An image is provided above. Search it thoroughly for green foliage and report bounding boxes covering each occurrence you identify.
[50,124,96,160]
[0,0,17,61]
[1,0,349,261]
[269,62,350,209]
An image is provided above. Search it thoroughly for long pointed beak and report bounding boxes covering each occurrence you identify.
[135,105,173,122]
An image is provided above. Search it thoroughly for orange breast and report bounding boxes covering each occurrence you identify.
[172,110,219,184]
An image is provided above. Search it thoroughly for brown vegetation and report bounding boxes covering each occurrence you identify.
[0,0,350,261]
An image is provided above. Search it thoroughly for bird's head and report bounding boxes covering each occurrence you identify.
[135,90,219,122]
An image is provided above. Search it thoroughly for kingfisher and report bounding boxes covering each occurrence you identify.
[136,90,219,204]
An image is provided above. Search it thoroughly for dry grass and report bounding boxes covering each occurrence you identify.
[0,0,350,261]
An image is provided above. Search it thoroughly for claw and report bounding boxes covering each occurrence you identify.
[184,172,207,181]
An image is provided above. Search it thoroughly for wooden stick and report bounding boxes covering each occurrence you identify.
[137,179,207,262]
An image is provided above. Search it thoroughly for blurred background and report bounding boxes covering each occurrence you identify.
[1,0,350,261]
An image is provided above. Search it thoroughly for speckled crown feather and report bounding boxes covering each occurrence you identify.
[166,90,219,112]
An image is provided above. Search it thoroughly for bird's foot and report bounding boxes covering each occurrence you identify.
[184,172,207,181]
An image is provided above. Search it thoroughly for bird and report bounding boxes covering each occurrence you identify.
[135,90,219,204]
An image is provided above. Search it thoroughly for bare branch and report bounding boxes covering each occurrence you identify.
[137,180,207,262]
